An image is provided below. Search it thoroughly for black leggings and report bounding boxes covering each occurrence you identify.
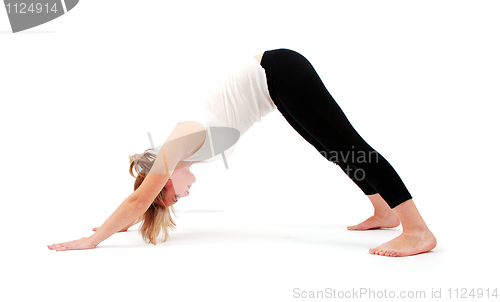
[260,49,412,208]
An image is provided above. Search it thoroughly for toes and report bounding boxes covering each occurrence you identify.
[369,247,398,257]
[374,249,398,257]
[347,225,359,230]
[369,248,383,255]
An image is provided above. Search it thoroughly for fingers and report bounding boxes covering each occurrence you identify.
[48,241,73,251]
[47,242,68,251]
[47,237,91,252]
[54,246,68,251]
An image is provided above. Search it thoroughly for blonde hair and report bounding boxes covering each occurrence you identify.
[129,148,177,245]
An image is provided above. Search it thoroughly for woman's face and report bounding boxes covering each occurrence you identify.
[164,161,196,207]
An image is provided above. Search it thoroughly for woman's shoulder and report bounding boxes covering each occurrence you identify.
[176,120,205,130]
[171,121,206,140]
[169,121,206,159]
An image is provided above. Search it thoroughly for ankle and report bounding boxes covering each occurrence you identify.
[401,223,430,234]
[374,209,397,218]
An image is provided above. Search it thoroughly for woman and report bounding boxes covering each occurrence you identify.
[48,49,436,257]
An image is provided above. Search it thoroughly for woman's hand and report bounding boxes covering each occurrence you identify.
[47,237,97,252]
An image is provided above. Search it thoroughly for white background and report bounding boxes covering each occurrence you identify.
[1,1,499,301]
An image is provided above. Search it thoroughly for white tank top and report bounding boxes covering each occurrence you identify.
[181,56,276,163]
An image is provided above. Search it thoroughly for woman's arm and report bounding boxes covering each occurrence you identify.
[120,217,142,231]
[89,124,205,245]
[92,216,142,232]
[48,122,206,251]
[48,161,172,251]
[121,217,142,231]
[88,190,152,245]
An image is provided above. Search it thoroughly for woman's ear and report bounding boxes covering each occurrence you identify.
[165,177,173,189]
[161,179,176,207]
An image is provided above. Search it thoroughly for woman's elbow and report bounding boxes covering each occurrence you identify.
[127,195,151,213]
[133,200,151,213]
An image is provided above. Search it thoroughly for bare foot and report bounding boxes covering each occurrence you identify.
[347,212,400,230]
[369,228,437,257]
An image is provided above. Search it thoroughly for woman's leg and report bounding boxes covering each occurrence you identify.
[276,102,400,230]
[275,104,378,196]
[261,48,436,256]
[262,48,411,208]
[347,193,400,230]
